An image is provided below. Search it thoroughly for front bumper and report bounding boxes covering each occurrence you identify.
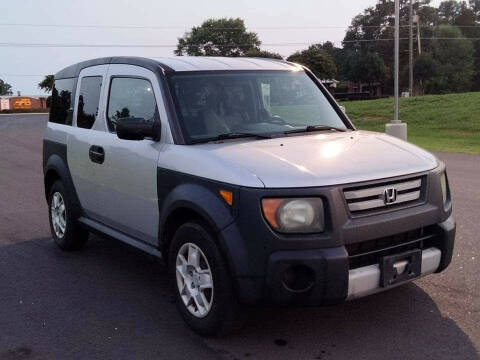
[262,216,455,305]
[347,247,440,300]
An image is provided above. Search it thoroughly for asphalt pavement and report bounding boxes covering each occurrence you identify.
[0,114,478,359]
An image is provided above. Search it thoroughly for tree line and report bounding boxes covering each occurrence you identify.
[175,0,480,95]
[341,0,480,94]
[26,0,480,97]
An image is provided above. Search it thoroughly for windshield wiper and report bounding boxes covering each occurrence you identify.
[210,132,273,141]
[283,125,347,135]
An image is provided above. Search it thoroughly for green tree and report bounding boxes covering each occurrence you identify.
[451,3,480,90]
[425,25,474,93]
[344,51,388,93]
[342,0,480,94]
[244,48,283,59]
[313,42,349,80]
[343,0,436,92]
[417,4,442,26]
[0,79,13,96]
[438,0,466,22]
[470,0,480,16]
[287,45,337,79]
[175,18,260,57]
[453,5,476,26]
[413,53,438,94]
[38,75,54,93]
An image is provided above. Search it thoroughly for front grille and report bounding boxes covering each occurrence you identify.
[344,176,424,215]
[345,226,438,269]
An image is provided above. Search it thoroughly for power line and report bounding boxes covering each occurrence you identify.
[0,23,371,29]
[0,74,46,77]
[0,23,191,30]
[0,23,353,30]
[0,42,326,48]
[0,42,180,48]
[0,37,478,48]
[1,22,480,30]
[351,24,480,28]
[343,37,480,42]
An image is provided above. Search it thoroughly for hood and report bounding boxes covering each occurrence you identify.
[191,130,439,188]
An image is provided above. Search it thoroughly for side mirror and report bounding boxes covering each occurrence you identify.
[116,117,158,141]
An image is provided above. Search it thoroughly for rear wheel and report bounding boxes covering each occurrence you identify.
[169,221,237,336]
[48,180,88,251]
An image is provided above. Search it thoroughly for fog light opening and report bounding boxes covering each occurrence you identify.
[282,265,315,293]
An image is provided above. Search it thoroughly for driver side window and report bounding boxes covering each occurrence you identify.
[107,77,157,132]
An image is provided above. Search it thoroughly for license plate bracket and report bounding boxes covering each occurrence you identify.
[380,249,422,288]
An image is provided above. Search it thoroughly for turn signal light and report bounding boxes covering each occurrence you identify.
[262,197,325,233]
[261,199,283,229]
[219,190,233,206]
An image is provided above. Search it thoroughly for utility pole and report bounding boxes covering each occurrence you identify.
[394,0,399,122]
[416,14,421,54]
[409,0,414,96]
[386,0,408,140]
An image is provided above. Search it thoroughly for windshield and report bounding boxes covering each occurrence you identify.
[167,70,348,143]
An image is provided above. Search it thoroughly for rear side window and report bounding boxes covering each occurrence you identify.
[77,76,102,129]
[106,77,157,132]
[49,78,75,125]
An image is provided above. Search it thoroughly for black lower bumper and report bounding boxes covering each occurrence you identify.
[228,216,455,306]
[266,246,349,305]
[435,215,456,273]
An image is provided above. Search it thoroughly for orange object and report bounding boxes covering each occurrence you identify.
[219,190,233,206]
[261,199,284,229]
[14,98,32,109]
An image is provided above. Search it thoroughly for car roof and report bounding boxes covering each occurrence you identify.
[54,56,300,79]
[151,56,298,72]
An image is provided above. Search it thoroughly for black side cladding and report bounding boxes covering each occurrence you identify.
[43,140,83,219]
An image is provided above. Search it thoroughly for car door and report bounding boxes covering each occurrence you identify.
[67,65,108,218]
[90,64,166,245]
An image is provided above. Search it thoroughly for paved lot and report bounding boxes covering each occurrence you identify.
[0,114,478,359]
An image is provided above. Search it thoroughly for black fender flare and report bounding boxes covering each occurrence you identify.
[159,183,236,238]
[158,182,246,279]
[44,153,83,218]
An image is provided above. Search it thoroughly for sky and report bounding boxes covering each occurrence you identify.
[0,0,443,95]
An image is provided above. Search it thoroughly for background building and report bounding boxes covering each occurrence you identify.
[0,95,49,111]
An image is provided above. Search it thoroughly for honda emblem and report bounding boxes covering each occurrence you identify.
[383,187,398,205]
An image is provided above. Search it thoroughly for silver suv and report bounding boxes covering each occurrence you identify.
[43,56,455,336]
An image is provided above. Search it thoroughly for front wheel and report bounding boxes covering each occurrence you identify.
[48,180,88,251]
[169,221,237,336]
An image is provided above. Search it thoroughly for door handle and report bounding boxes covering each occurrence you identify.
[89,145,105,164]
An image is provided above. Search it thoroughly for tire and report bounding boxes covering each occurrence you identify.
[48,180,88,251]
[169,221,237,336]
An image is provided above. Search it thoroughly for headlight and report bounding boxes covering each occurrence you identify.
[440,172,449,206]
[262,198,325,233]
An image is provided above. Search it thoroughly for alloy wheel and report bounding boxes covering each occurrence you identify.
[175,242,214,318]
[51,192,66,239]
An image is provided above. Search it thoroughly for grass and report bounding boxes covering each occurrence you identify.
[340,92,480,154]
